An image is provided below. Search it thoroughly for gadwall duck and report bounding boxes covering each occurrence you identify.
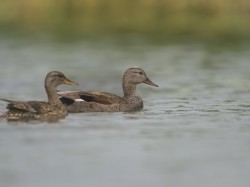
[0,71,78,121]
[58,67,158,112]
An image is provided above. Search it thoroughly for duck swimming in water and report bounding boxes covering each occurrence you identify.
[58,67,158,112]
[0,71,78,121]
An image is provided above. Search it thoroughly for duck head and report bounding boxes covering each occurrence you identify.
[124,67,158,87]
[45,71,79,87]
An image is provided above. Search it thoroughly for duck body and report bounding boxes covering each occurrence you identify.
[1,71,78,122]
[58,67,158,113]
[59,91,143,112]
[1,99,67,121]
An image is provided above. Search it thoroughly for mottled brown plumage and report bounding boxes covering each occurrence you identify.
[0,71,78,122]
[58,67,158,112]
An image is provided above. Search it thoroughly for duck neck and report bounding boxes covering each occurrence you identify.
[123,79,137,98]
[45,83,61,105]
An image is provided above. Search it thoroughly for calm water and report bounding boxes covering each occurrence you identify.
[0,38,250,187]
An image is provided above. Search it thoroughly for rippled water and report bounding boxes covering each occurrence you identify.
[0,38,250,187]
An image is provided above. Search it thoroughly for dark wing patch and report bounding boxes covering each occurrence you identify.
[79,95,94,102]
[78,93,113,105]
[59,97,75,106]
[57,91,122,105]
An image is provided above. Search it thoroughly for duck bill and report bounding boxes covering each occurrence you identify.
[64,78,79,86]
[144,78,158,87]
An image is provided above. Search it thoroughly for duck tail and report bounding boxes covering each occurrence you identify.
[0,99,12,103]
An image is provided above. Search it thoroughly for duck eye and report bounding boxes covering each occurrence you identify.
[138,71,143,75]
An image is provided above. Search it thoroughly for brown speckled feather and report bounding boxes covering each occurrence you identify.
[58,68,158,113]
[0,71,78,122]
[1,99,67,121]
[1,99,37,113]
[58,91,122,105]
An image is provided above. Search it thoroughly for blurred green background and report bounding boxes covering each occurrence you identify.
[1,3,250,187]
[0,0,250,41]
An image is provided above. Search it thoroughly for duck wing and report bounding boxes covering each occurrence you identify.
[0,99,51,113]
[0,99,37,113]
[58,91,123,105]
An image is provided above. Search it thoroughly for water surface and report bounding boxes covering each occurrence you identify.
[0,38,250,187]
